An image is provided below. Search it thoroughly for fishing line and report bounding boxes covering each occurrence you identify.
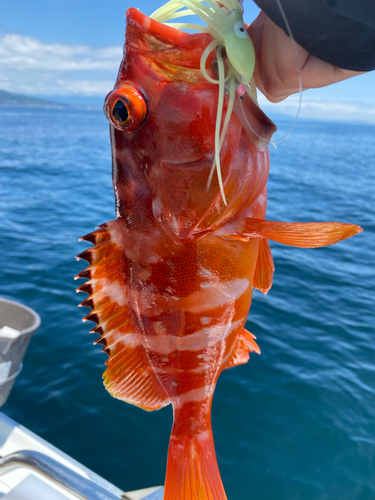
[206,71,235,190]
[240,0,303,144]
[271,0,303,141]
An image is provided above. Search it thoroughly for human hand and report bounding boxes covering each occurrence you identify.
[247,12,364,103]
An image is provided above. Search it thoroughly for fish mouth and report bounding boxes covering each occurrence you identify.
[161,153,213,167]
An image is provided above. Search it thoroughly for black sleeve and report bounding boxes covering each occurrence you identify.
[253,0,375,71]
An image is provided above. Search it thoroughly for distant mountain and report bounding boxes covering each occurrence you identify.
[0,90,70,109]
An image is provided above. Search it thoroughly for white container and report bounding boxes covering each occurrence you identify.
[0,298,41,406]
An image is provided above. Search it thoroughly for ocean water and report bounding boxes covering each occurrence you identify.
[0,106,374,499]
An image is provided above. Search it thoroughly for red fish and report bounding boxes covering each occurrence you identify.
[76,8,362,500]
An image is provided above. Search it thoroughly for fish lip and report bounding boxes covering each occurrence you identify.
[160,154,213,167]
[125,8,215,70]
[126,8,189,46]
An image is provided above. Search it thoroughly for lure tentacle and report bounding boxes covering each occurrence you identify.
[151,0,263,202]
[214,45,227,204]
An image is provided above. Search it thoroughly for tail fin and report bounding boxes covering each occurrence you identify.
[164,431,227,500]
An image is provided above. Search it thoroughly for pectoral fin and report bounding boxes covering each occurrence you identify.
[226,218,362,248]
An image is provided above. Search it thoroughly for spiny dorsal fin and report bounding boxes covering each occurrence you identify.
[76,219,170,411]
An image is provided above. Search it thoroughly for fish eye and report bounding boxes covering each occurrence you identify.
[104,83,147,132]
[113,100,129,123]
[234,20,250,39]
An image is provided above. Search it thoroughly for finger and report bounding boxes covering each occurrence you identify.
[258,17,295,102]
[262,18,308,100]
[271,19,364,92]
[299,55,365,88]
[253,17,365,102]
[247,15,283,101]
[247,12,266,96]
[247,11,267,48]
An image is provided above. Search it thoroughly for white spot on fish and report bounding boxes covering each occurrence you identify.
[107,333,139,354]
[200,317,211,325]
[145,319,243,355]
[96,278,127,307]
[172,384,215,407]
[182,278,250,313]
[195,431,211,440]
[154,321,167,334]
[258,193,266,206]
[198,267,214,279]
[138,267,152,281]
[200,281,212,288]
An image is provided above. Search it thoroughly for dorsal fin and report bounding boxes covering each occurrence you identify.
[76,219,170,411]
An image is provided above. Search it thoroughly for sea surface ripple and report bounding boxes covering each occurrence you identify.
[0,107,374,499]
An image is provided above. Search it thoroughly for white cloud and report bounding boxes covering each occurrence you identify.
[258,94,375,124]
[0,34,122,96]
[0,75,114,96]
[1,33,375,122]
[0,34,122,71]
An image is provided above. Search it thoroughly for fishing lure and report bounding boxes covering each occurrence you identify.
[76,2,362,499]
[151,0,260,203]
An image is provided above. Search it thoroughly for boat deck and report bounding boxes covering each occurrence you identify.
[0,412,163,500]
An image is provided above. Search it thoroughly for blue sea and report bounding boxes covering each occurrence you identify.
[0,106,374,499]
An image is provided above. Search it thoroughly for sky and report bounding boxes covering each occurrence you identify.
[0,0,375,123]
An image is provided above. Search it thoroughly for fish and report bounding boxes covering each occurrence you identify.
[76,7,362,500]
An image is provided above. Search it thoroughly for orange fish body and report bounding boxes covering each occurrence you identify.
[77,9,362,500]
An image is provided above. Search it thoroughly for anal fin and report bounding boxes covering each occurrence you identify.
[254,238,274,294]
[76,219,170,411]
[224,327,260,369]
